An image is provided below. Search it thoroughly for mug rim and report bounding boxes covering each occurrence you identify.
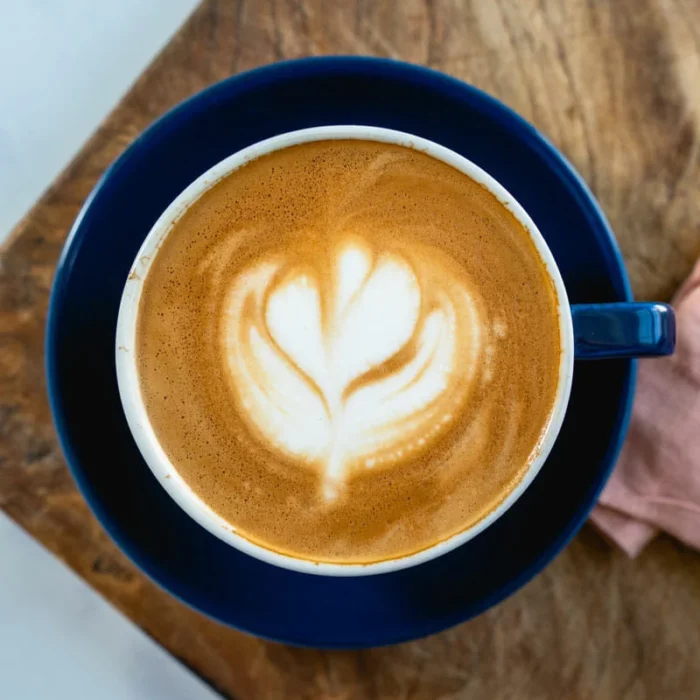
[115,125,575,576]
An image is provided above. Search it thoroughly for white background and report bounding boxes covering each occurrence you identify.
[0,2,222,698]
[0,0,199,242]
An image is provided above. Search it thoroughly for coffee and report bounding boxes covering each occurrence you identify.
[135,140,561,564]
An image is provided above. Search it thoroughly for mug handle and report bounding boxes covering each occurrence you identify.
[572,303,676,359]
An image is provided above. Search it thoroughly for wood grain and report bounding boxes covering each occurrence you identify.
[2,1,700,697]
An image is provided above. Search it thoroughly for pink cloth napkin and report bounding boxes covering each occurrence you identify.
[590,259,700,557]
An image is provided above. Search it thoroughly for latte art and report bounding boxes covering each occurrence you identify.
[135,139,561,563]
[222,236,490,500]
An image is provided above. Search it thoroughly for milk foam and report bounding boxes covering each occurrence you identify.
[135,139,562,564]
[222,235,487,500]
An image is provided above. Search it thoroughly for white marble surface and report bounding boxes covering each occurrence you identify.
[0,2,223,698]
[0,514,221,699]
[0,0,199,242]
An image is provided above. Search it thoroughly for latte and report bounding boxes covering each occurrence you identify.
[135,140,561,563]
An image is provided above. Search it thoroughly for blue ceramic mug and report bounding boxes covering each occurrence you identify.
[116,125,675,576]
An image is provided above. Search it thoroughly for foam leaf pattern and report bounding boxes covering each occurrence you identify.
[221,236,488,500]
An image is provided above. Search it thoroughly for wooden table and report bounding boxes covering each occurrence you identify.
[2,1,700,697]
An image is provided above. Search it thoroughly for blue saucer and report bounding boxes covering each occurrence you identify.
[47,57,634,648]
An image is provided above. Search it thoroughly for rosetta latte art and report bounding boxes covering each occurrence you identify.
[221,235,498,501]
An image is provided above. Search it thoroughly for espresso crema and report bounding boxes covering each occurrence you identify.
[136,140,561,563]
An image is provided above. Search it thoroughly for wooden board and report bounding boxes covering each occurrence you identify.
[2,1,700,697]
